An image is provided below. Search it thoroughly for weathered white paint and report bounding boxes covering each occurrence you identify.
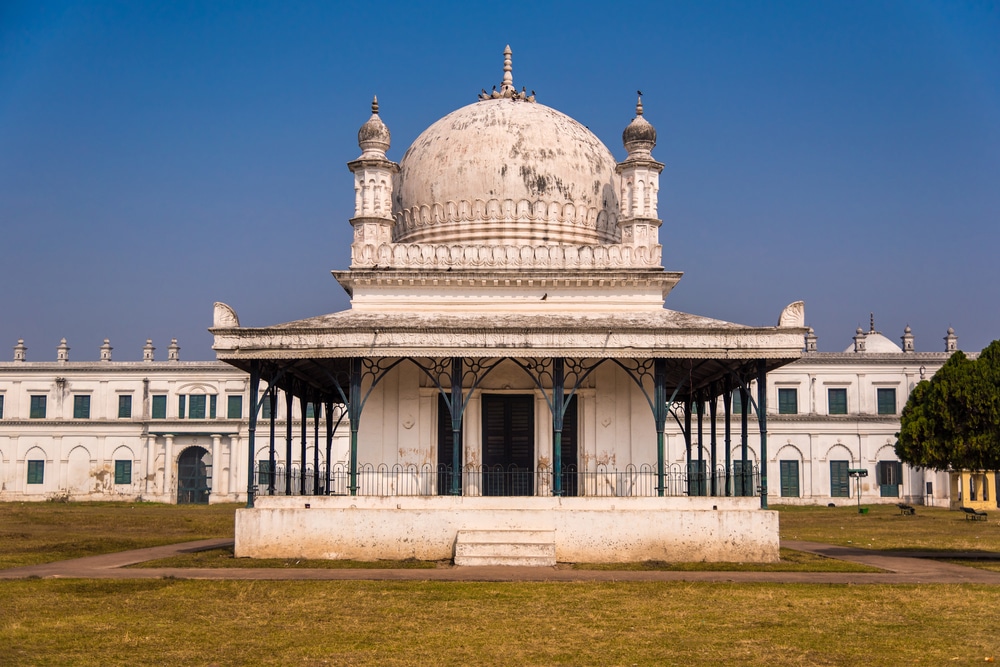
[236,495,778,563]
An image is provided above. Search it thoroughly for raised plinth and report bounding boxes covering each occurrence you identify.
[235,496,779,564]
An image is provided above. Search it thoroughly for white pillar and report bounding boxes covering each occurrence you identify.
[163,434,174,502]
[211,434,222,502]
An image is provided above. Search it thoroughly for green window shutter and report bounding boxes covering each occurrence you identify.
[27,460,44,484]
[305,402,315,419]
[118,395,132,418]
[209,395,217,419]
[780,460,799,497]
[178,395,186,419]
[876,388,896,415]
[828,388,847,415]
[227,395,243,419]
[151,395,167,419]
[777,388,797,415]
[830,460,850,497]
[0,394,4,419]
[732,390,743,415]
[30,395,46,419]
[260,395,271,419]
[188,395,206,419]
[257,460,273,486]
[73,395,91,419]
[114,460,132,484]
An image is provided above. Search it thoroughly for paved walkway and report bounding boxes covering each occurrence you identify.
[3,540,1000,584]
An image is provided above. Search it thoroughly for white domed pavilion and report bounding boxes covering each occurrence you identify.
[211,47,808,564]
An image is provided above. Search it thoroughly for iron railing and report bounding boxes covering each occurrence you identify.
[253,463,761,498]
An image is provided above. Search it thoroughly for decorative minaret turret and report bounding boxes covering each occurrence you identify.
[143,339,155,362]
[901,325,914,353]
[13,339,26,362]
[804,327,818,353]
[852,326,866,353]
[348,96,399,267]
[167,338,180,362]
[616,94,664,261]
[100,338,113,362]
[944,327,958,353]
[57,338,70,363]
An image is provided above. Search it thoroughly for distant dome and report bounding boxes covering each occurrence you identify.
[844,331,902,354]
[393,98,620,246]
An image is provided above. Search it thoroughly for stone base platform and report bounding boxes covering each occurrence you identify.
[235,495,778,564]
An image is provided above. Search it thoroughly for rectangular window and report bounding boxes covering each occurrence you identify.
[188,395,206,419]
[830,460,850,497]
[777,388,798,415]
[114,460,132,485]
[178,395,186,419]
[227,395,243,419]
[732,390,744,415]
[152,395,167,419]
[305,401,316,419]
[257,460,274,487]
[0,394,4,419]
[877,388,896,415]
[209,395,217,419]
[828,388,848,415]
[780,460,800,497]
[260,395,271,419]
[118,395,132,419]
[29,395,46,419]
[73,395,91,419]
[27,460,44,484]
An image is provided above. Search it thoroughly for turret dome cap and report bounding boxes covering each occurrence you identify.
[358,96,391,155]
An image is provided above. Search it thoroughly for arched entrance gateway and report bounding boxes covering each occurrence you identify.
[176,446,211,504]
[210,47,806,564]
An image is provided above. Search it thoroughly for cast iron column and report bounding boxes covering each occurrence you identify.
[709,394,718,496]
[450,357,463,495]
[723,389,732,496]
[268,387,277,496]
[246,360,260,508]
[349,357,362,496]
[552,358,565,497]
[284,389,293,496]
[757,359,769,509]
[299,397,308,495]
[653,359,667,497]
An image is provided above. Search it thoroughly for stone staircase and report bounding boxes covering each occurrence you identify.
[454,529,557,567]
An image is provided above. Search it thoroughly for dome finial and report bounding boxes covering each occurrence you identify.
[622,93,657,156]
[636,91,644,116]
[500,44,515,96]
[371,95,379,115]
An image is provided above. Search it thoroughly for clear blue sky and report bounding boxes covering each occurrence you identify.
[2,1,998,361]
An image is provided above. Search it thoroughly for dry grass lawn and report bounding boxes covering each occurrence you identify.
[1,579,998,666]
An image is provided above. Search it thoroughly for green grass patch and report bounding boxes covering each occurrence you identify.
[0,502,239,568]
[575,547,881,572]
[776,503,1000,551]
[1,579,999,666]
[130,547,438,569]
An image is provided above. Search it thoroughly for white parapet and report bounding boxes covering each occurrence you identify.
[235,495,779,564]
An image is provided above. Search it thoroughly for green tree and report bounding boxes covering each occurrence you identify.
[896,340,1000,471]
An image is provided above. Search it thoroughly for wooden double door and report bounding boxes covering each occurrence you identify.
[437,393,578,496]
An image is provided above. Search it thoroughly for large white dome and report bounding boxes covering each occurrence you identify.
[392,98,620,246]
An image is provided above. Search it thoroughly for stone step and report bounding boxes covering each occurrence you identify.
[454,529,556,567]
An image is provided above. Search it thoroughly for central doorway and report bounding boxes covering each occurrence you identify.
[177,446,212,504]
[482,394,534,496]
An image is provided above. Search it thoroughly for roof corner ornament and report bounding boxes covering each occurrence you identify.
[777,300,805,328]
[214,302,240,328]
[478,45,535,102]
